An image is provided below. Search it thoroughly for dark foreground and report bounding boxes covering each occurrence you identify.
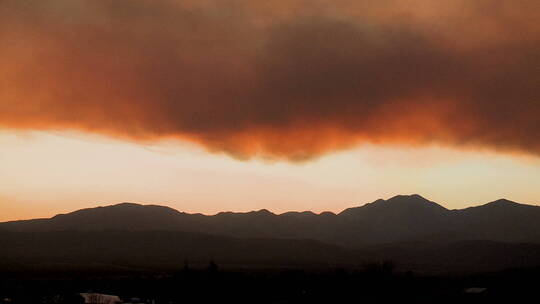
[1,265,539,304]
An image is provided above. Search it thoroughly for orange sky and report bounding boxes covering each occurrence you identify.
[2,0,540,160]
[1,130,539,221]
[1,0,539,220]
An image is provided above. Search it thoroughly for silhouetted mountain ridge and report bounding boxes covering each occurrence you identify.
[339,194,447,216]
[2,195,539,246]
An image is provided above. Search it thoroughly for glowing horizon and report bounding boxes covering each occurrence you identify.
[1,130,539,222]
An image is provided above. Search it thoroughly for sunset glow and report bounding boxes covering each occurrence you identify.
[1,130,539,221]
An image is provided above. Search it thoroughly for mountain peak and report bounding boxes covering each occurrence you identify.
[485,198,520,206]
[339,194,447,216]
[373,194,447,209]
[45,202,184,230]
[454,199,526,213]
[54,202,181,217]
[112,202,144,208]
[280,211,317,217]
[216,209,275,217]
[466,198,539,212]
[387,194,430,202]
[253,209,274,216]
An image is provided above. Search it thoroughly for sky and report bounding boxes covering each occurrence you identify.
[1,0,539,221]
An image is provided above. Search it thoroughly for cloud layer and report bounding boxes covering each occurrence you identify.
[1,0,539,160]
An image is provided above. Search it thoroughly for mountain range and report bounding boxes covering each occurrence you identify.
[3,194,540,246]
[1,194,540,274]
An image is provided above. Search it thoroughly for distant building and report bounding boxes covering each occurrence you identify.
[80,293,122,304]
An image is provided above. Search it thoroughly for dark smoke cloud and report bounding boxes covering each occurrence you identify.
[1,0,539,160]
